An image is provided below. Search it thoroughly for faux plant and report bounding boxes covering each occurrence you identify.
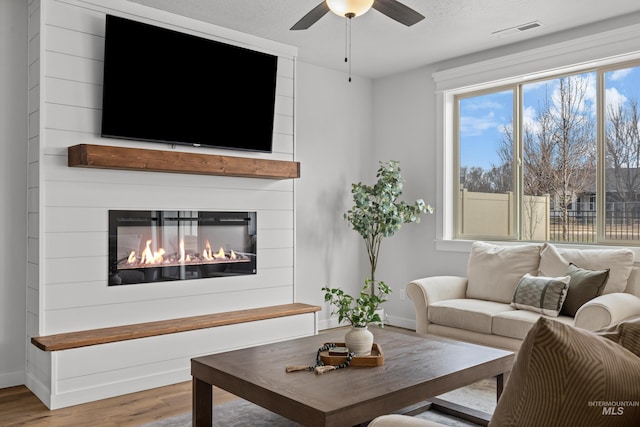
[345,160,433,295]
[322,280,391,328]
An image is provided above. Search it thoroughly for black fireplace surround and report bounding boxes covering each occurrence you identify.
[109,210,257,285]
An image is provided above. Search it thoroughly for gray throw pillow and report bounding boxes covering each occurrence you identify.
[511,274,570,317]
[561,263,609,317]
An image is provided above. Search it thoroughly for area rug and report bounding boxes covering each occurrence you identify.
[139,379,496,427]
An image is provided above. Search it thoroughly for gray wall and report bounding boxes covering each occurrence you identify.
[294,61,374,328]
[0,0,28,388]
[371,66,469,327]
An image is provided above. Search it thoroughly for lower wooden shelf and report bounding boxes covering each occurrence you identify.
[31,303,320,351]
[68,144,300,179]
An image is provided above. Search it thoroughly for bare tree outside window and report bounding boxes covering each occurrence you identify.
[522,74,597,242]
[605,66,640,240]
[606,100,640,204]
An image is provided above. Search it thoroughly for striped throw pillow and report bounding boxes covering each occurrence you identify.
[511,273,570,317]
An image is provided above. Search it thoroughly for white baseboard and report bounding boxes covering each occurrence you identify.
[318,315,415,331]
[318,319,341,330]
[25,372,51,408]
[385,314,416,331]
[0,370,25,389]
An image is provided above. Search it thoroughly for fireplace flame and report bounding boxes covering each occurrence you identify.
[120,238,247,269]
[214,247,226,259]
[178,240,186,262]
[202,240,213,260]
[138,240,165,265]
[203,241,230,260]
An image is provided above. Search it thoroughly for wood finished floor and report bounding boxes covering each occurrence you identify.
[0,381,237,426]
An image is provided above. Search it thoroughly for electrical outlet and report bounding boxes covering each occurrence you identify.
[399,289,406,300]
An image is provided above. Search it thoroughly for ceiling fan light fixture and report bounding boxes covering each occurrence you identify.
[326,0,374,18]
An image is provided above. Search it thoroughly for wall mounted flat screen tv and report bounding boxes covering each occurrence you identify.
[101,15,278,153]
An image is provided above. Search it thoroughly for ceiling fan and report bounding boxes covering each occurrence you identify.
[291,0,425,30]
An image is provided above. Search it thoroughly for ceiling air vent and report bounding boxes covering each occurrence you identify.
[492,21,543,38]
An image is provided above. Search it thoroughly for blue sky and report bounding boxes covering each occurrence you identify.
[459,90,512,169]
[459,65,640,170]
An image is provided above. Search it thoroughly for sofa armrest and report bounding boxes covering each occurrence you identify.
[574,293,640,331]
[407,276,468,335]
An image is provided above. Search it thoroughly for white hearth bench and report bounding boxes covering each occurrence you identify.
[29,303,320,409]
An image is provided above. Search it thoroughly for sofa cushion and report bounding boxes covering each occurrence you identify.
[467,241,542,303]
[489,317,640,427]
[428,299,514,334]
[561,263,610,317]
[492,309,574,340]
[538,242,633,294]
[511,273,570,317]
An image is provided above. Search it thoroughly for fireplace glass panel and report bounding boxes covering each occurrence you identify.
[109,210,256,285]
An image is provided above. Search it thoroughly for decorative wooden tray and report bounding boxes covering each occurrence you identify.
[320,343,384,366]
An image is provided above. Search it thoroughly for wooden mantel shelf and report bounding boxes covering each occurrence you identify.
[68,144,300,180]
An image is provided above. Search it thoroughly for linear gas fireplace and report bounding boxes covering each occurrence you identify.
[109,210,257,285]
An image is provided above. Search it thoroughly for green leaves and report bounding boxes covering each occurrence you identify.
[322,280,391,327]
[344,160,433,292]
[346,161,432,239]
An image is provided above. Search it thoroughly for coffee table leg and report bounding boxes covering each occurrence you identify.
[496,373,504,403]
[193,377,213,427]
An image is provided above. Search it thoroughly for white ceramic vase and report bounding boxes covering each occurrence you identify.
[344,326,374,356]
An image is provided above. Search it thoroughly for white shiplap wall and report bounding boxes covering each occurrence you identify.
[26,0,307,409]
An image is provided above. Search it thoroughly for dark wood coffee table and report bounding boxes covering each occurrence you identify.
[191,327,514,427]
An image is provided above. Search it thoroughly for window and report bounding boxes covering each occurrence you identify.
[458,89,514,238]
[455,63,640,244]
[604,65,640,241]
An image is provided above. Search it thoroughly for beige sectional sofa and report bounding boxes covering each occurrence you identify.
[408,241,640,350]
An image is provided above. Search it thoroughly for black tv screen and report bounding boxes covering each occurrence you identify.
[101,15,278,153]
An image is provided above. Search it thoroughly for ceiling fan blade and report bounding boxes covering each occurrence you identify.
[372,0,425,27]
[290,2,330,30]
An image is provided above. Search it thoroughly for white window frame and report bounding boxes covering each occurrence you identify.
[432,22,640,255]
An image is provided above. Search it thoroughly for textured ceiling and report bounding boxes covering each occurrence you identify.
[129,0,640,79]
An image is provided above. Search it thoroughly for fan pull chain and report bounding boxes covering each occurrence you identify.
[344,16,348,65]
[348,15,352,82]
[345,13,354,82]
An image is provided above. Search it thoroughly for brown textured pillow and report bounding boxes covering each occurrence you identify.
[489,317,640,427]
[596,316,640,358]
[561,263,609,317]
